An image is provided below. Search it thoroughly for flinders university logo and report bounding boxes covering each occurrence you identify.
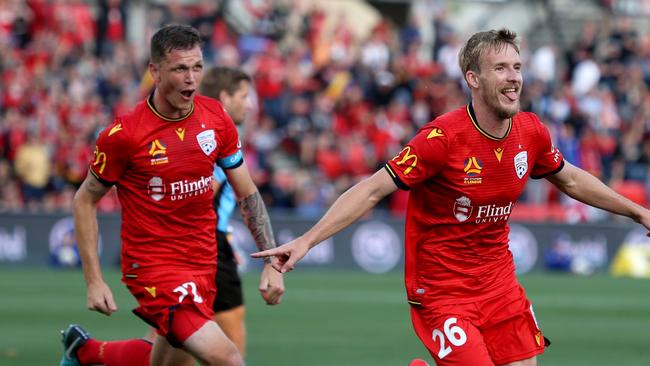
[453,196,473,222]
[169,175,213,201]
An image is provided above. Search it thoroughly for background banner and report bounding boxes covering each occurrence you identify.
[0,213,642,276]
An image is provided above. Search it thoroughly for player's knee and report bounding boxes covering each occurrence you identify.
[501,356,537,366]
[222,350,244,366]
[202,348,243,366]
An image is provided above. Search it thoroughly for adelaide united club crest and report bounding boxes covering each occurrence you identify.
[514,151,528,179]
[196,129,217,156]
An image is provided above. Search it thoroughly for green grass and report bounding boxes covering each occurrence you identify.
[0,268,649,365]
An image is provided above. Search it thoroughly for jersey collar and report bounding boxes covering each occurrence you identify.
[466,102,512,141]
[147,90,194,122]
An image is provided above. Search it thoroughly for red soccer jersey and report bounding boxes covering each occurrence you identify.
[90,94,243,274]
[385,104,563,306]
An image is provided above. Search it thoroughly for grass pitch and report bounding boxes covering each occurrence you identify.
[0,268,649,366]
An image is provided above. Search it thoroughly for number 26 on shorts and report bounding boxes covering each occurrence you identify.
[432,317,467,359]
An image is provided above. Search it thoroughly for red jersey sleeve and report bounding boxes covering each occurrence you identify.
[215,104,243,169]
[385,125,448,190]
[89,118,132,185]
[530,120,564,179]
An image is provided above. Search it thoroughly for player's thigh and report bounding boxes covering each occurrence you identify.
[481,288,545,365]
[183,320,243,366]
[501,356,536,366]
[214,305,245,333]
[483,311,542,365]
[215,305,246,355]
[150,335,194,366]
[410,305,494,366]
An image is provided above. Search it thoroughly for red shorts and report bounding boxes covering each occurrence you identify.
[410,285,546,366]
[124,270,217,347]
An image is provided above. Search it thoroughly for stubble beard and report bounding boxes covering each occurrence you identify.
[483,90,520,120]
[496,102,519,119]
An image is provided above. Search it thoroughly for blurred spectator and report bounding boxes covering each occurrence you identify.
[529,44,557,86]
[96,0,127,57]
[14,131,50,210]
[571,49,601,97]
[0,0,649,223]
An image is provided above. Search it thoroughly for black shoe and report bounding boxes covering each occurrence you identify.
[59,324,90,366]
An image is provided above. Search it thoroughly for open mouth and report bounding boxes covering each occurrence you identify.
[180,90,195,99]
[501,87,518,102]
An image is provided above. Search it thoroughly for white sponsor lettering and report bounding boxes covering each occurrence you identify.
[475,202,513,223]
[551,145,561,163]
[169,175,213,201]
[148,175,213,201]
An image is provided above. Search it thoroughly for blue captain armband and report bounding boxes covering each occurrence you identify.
[218,150,244,169]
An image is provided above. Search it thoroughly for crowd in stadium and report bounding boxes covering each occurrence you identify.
[1,0,649,221]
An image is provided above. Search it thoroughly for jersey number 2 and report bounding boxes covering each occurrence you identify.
[173,281,204,304]
[432,317,467,359]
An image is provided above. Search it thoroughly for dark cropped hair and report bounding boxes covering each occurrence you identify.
[458,28,519,77]
[200,67,251,98]
[150,24,202,63]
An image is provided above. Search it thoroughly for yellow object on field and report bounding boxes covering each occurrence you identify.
[610,244,650,278]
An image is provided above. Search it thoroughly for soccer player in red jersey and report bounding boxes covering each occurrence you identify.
[252,28,650,366]
[60,25,280,366]
[143,66,285,361]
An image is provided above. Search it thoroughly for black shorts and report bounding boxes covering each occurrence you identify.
[214,230,244,312]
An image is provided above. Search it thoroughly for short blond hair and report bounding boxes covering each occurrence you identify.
[458,28,519,78]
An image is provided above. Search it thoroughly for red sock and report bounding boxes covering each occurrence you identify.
[77,338,152,366]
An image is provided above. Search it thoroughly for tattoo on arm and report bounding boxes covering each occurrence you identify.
[239,192,276,261]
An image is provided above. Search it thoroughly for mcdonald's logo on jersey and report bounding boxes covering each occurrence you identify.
[149,139,169,165]
[92,146,108,174]
[393,146,418,175]
[463,156,483,184]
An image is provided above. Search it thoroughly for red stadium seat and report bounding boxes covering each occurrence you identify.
[510,203,566,222]
[611,180,648,207]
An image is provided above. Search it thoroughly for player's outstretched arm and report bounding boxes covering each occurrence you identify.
[226,162,285,304]
[546,161,650,232]
[252,168,398,273]
[73,171,117,315]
